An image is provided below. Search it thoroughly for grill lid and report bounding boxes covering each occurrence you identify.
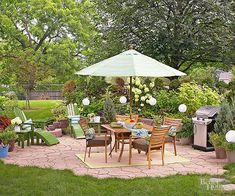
[196,105,220,118]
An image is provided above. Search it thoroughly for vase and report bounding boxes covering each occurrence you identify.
[94,116,101,123]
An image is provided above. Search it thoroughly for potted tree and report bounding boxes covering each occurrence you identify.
[177,117,193,145]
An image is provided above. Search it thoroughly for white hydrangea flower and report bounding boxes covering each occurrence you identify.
[141,96,146,101]
[144,88,149,93]
[141,103,144,107]
[150,82,155,88]
[146,99,150,104]
[138,108,141,111]
[135,94,139,99]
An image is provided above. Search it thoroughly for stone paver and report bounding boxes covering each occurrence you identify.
[1,136,228,179]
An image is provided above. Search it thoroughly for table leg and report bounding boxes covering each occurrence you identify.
[118,134,125,162]
[109,134,117,156]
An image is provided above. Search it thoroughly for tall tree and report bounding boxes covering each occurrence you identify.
[93,0,234,71]
[0,0,98,107]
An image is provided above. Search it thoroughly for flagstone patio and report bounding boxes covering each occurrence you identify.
[2,136,227,179]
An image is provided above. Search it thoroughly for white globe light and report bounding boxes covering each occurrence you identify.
[82,98,90,106]
[178,104,187,113]
[226,130,235,143]
[149,98,157,106]
[119,96,127,104]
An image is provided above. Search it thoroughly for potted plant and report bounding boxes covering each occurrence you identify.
[4,125,18,152]
[0,131,17,157]
[88,113,95,122]
[52,103,69,131]
[177,118,193,145]
[209,132,226,159]
[212,101,234,160]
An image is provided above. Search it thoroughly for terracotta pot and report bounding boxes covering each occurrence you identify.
[179,137,192,145]
[215,147,227,159]
[8,140,15,152]
[226,150,235,163]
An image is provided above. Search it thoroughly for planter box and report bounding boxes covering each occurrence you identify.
[226,150,235,163]
[215,147,227,159]
[179,137,192,145]
[0,145,9,158]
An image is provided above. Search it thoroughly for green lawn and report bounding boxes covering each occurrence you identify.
[0,161,228,196]
[16,100,61,120]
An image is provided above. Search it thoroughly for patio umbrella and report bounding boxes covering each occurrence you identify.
[76,49,186,118]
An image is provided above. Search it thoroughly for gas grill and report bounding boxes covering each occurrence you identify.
[192,106,220,151]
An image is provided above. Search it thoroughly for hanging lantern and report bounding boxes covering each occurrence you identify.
[178,104,187,113]
[226,130,235,143]
[149,98,157,106]
[119,96,127,104]
[82,98,90,106]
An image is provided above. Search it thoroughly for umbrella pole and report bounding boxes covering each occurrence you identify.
[129,76,133,119]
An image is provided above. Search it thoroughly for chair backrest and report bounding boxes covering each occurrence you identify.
[116,114,139,122]
[14,107,27,122]
[79,117,89,133]
[150,126,169,149]
[163,117,182,131]
[138,118,154,126]
[67,103,75,117]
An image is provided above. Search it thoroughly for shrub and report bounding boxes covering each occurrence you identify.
[176,117,193,139]
[209,133,225,148]
[103,93,116,123]
[0,130,17,146]
[178,82,221,116]
[52,103,67,121]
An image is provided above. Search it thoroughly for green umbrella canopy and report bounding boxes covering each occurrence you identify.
[76,49,186,77]
[76,49,186,119]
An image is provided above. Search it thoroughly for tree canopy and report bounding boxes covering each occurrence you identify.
[93,0,234,71]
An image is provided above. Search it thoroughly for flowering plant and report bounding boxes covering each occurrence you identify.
[125,119,136,123]
[11,117,22,125]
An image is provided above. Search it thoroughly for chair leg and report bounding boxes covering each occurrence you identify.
[173,136,177,156]
[115,139,118,152]
[162,145,165,166]
[88,147,91,157]
[109,142,112,157]
[129,143,132,165]
[84,147,87,162]
[138,149,141,154]
[148,151,151,169]
[105,144,107,163]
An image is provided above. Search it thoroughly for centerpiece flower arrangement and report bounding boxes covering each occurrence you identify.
[124,119,136,129]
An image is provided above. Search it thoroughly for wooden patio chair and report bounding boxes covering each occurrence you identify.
[129,126,169,169]
[163,117,183,156]
[138,118,155,126]
[79,117,112,163]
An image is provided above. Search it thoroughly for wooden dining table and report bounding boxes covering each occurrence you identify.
[102,124,154,162]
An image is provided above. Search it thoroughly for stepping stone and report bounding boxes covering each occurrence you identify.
[209,178,227,183]
[222,184,235,191]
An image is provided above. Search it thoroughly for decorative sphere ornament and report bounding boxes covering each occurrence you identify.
[119,96,127,104]
[226,130,235,143]
[178,104,187,113]
[149,98,157,106]
[82,98,90,106]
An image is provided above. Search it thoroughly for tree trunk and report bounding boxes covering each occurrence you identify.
[25,88,31,109]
